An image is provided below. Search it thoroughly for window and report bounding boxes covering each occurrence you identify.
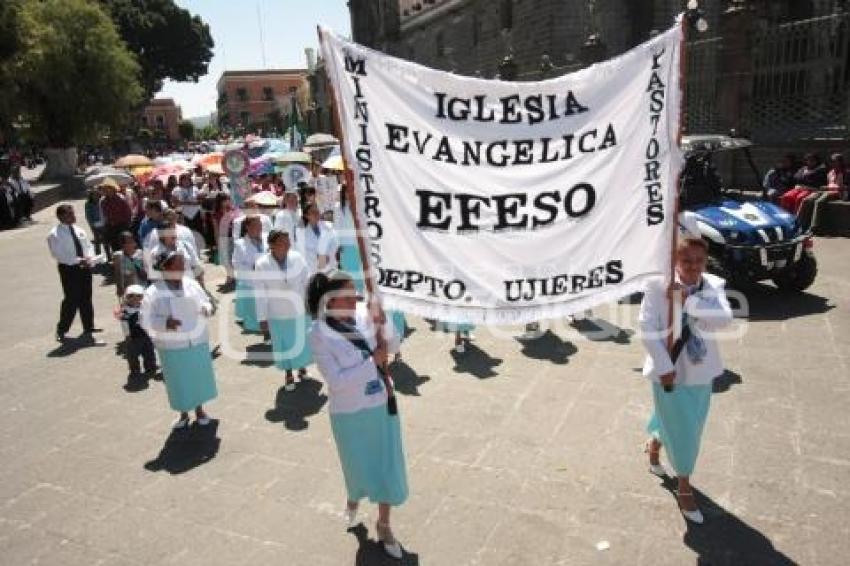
[237,87,249,101]
[140,116,148,127]
[263,87,274,101]
[155,115,164,129]
[239,111,250,125]
[500,0,513,31]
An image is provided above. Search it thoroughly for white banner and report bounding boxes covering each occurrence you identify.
[320,24,683,325]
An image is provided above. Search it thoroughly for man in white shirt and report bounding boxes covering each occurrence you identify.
[47,204,100,341]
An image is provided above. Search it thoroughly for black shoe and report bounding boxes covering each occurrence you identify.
[55,332,67,342]
[84,327,104,334]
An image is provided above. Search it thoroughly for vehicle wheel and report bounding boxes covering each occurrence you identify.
[706,255,747,291]
[773,254,817,293]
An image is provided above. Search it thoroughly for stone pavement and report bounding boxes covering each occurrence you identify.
[1,199,848,566]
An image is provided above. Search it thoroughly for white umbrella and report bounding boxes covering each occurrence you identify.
[304,133,339,148]
[85,169,134,187]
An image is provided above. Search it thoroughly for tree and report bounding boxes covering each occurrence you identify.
[98,0,214,101]
[15,0,143,177]
[177,120,195,141]
[0,0,24,143]
[197,124,220,142]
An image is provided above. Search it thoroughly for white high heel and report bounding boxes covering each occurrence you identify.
[344,505,359,529]
[376,521,403,560]
[644,439,668,477]
[677,491,704,524]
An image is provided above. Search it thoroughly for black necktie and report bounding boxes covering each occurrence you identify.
[68,225,84,258]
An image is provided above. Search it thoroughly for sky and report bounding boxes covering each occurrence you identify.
[158,0,352,119]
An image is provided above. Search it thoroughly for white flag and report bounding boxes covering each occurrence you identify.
[320,24,683,325]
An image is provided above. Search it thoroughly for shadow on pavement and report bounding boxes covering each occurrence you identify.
[515,330,578,364]
[712,369,743,394]
[741,286,833,322]
[350,523,419,566]
[570,318,634,344]
[450,343,502,379]
[656,476,796,565]
[242,342,274,368]
[144,420,221,475]
[47,334,108,357]
[389,360,431,396]
[265,377,328,431]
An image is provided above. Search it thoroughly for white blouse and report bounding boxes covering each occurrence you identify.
[300,221,339,274]
[142,277,212,350]
[232,236,266,282]
[639,273,734,386]
[254,250,309,321]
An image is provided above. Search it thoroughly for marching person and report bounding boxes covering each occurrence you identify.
[119,284,157,383]
[255,229,313,391]
[334,185,365,295]
[149,222,204,283]
[640,237,733,524]
[273,189,303,241]
[99,179,133,252]
[301,202,339,275]
[84,188,107,256]
[308,271,408,560]
[232,215,266,334]
[142,250,217,429]
[113,231,148,298]
[47,204,100,341]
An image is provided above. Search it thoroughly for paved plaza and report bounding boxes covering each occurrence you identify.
[0,198,848,565]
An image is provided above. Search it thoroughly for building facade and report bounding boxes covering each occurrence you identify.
[348,0,850,182]
[216,69,308,133]
[139,98,183,141]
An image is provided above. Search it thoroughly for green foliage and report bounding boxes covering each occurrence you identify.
[15,0,143,146]
[98,0,214,101]
[177,119,195,141]
[0,0,24,141]
[197,124,220,141]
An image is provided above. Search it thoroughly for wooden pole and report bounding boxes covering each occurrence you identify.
[317,27,397,408]
[666,17,689,365]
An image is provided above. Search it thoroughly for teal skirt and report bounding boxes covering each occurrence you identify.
[269,316,314,371]
[159,343,218,412]
[436,320,475,333]
[647,383,712,477]
[389,310,407,342]
[330,404,409,506]
[339,242,365,295]
[235,279,260,332]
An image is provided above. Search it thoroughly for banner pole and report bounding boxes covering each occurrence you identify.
[666,17,688,376]
[317,27,398,411]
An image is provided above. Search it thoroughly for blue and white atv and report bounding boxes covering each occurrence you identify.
[678,135,817,293]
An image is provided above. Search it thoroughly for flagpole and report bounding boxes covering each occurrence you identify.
[665,16,688,377]
[317,26,398,410]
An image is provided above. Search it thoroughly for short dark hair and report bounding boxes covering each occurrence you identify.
[267,229,290,245]
[55,204,74,220]
[120,231,135,245]
[147,200,163,213]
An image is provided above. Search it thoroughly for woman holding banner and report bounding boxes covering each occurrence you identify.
[308,271,407,560]
[255,229,313,391]
[639,237,733,524]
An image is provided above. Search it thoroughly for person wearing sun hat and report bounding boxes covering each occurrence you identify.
[142,250,217,429]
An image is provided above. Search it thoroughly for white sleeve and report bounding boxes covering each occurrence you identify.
[685,283,734,333]
[638,283,675,376]
[47,231,64,263]
[310,329,377,399]
[254,261,269,322]
[232,241,249,271]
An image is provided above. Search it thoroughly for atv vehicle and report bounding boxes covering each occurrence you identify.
[678,135,817,293]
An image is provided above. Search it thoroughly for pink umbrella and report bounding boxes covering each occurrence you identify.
[151,161,190,183]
